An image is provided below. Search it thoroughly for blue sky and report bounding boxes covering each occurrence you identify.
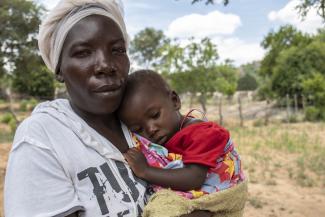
[35,0,324,66]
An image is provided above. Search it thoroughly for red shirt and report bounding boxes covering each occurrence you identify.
[165,122,230,168]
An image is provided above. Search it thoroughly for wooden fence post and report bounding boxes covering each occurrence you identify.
[218,95,223,126]
[238,95,244,127]
[294,94,298,114]
[286,93,290,123]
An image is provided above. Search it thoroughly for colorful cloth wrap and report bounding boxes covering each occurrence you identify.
[133,125,244,199]
[132,131,247,217]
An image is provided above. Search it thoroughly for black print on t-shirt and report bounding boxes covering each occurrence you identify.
[77,162,146,216]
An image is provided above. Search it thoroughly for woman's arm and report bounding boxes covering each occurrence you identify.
[124,148,208,191]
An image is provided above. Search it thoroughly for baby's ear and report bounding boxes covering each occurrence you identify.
[170,91,181,110]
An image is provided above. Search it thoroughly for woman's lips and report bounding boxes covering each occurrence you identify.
[93,84,121,93]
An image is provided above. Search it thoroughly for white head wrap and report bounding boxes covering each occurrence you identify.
[38,0,128,73]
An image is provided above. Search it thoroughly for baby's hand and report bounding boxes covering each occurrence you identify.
[124,148,148,178]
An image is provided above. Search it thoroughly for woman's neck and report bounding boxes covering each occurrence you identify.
[70,101,118,128]
[70,101,129,152]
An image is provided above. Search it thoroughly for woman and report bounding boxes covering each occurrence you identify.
[4,0,211,216]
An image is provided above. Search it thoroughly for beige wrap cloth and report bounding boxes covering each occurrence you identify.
[143,180,248,217]
[38,0,128,73]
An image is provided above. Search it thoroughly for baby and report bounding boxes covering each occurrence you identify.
[118,70,247,217]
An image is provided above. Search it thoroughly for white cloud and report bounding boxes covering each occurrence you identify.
[268,0,323,34]
[165,11,264,66]
[166,10,241,38]
[213,37,265,66]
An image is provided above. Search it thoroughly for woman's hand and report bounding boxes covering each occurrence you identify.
[124,147,149,178]
[180,210,213,217]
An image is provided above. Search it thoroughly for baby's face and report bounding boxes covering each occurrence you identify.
[119,88,182,145]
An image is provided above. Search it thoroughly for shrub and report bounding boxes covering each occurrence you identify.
[20,99,29,112]
[305,106,321,122]
[0,113,14,124]
[237,73,258,91]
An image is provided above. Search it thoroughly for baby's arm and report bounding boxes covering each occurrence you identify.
[124,148,208,191]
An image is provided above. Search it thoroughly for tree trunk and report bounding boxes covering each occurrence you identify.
[286,93,290,123]
[264,99,270,126]
[6,88,19,125]
[189,93,194,108]
[294,94,298,114]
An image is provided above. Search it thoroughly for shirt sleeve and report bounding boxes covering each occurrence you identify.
[166,122,230,168]
[4,139,84,217]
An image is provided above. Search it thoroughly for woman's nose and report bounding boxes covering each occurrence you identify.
[94,50,116,76]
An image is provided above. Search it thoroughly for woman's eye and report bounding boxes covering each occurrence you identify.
[74,50,91,58]
[112,47,126,55]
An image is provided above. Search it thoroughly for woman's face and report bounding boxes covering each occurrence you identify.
[58,15,130,116]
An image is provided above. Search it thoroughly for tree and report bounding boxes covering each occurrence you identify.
[162,38,238,112]
[271,38,325,106]
[258,25,310,100]
[0,0,54,98]
[130,28,170,69]
[190,0,325,22]
[296,0,325,21]
[190,0,229,5]
[237,62,260,91]
[237,74,258,91]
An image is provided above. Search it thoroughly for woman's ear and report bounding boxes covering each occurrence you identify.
[170,90,181,110]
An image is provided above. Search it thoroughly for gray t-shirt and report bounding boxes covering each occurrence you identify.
[4,99,148,217]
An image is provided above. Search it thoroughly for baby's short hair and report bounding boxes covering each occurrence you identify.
[126,69,171,95]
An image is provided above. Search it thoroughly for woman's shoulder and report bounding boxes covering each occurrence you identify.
[12,103,70,151]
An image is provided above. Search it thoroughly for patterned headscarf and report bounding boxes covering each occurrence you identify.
[38,0,128,73]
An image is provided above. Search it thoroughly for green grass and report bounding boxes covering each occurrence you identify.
[0,131,14,143]
[229,123,325,187]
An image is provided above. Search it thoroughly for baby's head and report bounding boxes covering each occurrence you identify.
[118,69,183,145]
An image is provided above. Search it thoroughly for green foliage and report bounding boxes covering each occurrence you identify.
[20,98,39,111]
[237,73,258,91]
[258,26,325,121]
[164,37,221,98]
[130,28,170,68]
[0,112,15,124]
[0,0,52,98]
[259,25,310,78]
[158,37,238,111]
[258,25,308,99]
[191,0,325,21]
[296,0,325,22]
[303,72,325,121]
[305,106,323,121]
[271,39,325,101]
[191,0,229,5]
[214,64,238,96]
[13,66,55,99]
[0,112,17,132]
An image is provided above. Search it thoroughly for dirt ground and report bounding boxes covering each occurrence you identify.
[0,143,10,217]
